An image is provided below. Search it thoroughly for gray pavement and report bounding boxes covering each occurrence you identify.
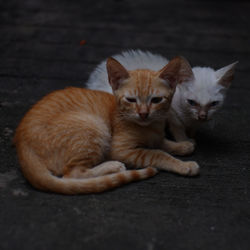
[0,1,249,249]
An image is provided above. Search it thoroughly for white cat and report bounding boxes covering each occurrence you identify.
[86,50,237,142]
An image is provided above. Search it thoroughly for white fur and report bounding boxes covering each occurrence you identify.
[86,50,237,141]
[87,50,168,92]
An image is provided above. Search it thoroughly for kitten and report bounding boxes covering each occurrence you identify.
[87,50,237,142]
[14,56,199,195]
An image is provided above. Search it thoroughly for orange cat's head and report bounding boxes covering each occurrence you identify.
[106,56,193,126]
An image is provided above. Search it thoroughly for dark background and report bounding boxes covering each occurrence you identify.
[0,0,249,250]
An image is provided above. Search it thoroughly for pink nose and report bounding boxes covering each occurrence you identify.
[198,112,207,120]
[139,112,149,120]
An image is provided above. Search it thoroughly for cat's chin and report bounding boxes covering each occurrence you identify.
[193,117,212,122]
[197,118,207,122]
[133,119,154,126]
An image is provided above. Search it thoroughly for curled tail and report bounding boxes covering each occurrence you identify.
[26,167,157,195]
[16,144,157,194]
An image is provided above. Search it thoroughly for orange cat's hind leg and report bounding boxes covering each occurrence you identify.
[86,161,126,177]
[63,161,126,179]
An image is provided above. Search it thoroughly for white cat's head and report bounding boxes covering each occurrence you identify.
[175,62,238,121]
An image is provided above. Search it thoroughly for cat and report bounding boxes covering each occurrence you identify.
[86,50,238,142]
[14,56,199,195]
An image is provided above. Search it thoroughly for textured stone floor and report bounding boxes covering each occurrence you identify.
[0,0,249,250]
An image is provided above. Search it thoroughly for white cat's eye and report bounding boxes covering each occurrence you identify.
[125,97,137,103]
[151,97,163,104]
[210,101,220,107]
[187,99,198,106]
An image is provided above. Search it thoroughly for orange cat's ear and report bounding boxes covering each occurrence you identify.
[106,57,129,91]
[158,56,194,89]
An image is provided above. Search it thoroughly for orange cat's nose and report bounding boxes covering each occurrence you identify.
[139,112,149,120]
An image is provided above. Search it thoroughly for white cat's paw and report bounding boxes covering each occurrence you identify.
[187,138,196,145]
[174,141,195,156]
[181,161,200,176]
[181,141,195,155]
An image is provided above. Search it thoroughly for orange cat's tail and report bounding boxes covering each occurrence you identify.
[25,166,157,194]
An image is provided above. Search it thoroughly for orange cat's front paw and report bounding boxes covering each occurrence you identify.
[180,161,200,176]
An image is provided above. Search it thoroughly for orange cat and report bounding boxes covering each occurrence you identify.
[14,56,199,194]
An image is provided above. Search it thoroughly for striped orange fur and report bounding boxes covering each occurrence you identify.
[14,56,199,194]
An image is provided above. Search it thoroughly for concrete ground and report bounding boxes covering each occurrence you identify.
[0,0,249,249]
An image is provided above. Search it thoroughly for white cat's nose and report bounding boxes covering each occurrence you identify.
[198,111,207,120]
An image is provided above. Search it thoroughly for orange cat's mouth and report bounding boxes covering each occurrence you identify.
[135,118,152,126]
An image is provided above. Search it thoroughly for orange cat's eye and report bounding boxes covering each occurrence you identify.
[125,97,137,103]
[151,97,163,104]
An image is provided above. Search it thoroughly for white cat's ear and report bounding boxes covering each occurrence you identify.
[106,57,129,91]
[158,56,194,89]
[216,61,238,88]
